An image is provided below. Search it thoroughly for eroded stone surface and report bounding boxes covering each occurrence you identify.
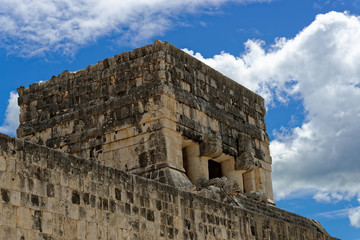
[0,133,337,240]
[17,40,273,201]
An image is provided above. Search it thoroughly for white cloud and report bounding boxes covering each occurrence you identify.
[349,207,360,228]
[185,11,360,204]
[313,191,345,203]
[0,91,20,136]
[316,208,350,219]
[0,0,270,56]
[316,205,360,229]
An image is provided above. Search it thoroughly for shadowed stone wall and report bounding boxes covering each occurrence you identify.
[0,133,336,240]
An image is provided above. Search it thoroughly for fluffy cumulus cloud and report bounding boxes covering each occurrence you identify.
[0,0,269,56]
[350,207,360,228]
[0,91,20,136]
[185,11,360,225]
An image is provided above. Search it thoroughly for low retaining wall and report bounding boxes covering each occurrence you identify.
[0,133,335,239]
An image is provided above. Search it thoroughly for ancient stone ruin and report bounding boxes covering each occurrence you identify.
[0,40,337,239]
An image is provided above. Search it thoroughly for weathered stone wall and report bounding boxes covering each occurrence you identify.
[17,43,169,166]
[160,42,272,198]
[17,41,273,200]
[0,133,336,240]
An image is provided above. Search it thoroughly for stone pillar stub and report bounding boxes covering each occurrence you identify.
[243,166,274,202]
[243,169,257,193]
[128,128,194,189]
[221,158,245,193]
[235,133,256,172]
[236,132,274,201]
[184,144,209,186]
[162,128,183,169]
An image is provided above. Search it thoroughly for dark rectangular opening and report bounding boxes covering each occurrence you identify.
[208,160,222,179]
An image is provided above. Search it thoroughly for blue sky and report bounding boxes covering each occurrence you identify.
[1,0,360,239]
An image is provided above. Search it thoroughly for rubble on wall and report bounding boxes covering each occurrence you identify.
[195,176,272,206]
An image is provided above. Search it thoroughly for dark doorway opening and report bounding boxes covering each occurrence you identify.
[208,160,222,179]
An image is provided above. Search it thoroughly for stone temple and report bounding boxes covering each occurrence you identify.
[0,40,337,239]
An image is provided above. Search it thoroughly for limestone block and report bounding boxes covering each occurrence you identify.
[0,172,22,191]
[184,144,209,186]
[68,176,82,192]
[0,203,16,227]
[221,159,245,193]
[16,228,29,240]
[162,128,183,168]
[10,190,21,206]
[108,227,118,240]
[63,218,77,238]
[118,228,131,240]
[86,221,98,240]
[243,171,256,193]
[259,160,272,172]
[85,207,96,222]
[164,96,179,113]
[0,225,16,239]
[42,211,53,235]
[181,81,191,92]
[60,172,69,187]
[236,133,256,172]
[98,225,108,240]
[158,118,177,131]
[33,179,47,198]
[200,137,222,159]
[248,116,256,126]
[235,153,256,172]
[16,207,32,229]
[47,198,60,213]
[263,169,274,201]
[0,156,6,171]
[53,213,65,236]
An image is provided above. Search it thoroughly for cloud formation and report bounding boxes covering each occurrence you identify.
[316,206,360,228]
[350,207,360,228]
[185,11,360,224]
[0,91,19,136]
[0,0,269,56]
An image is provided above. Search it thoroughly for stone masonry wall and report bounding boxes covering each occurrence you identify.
[17,43,169,166]
[16,41,273,200]
[0,133,336,240]
[16,40,268,167]
[160,42,272,197]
